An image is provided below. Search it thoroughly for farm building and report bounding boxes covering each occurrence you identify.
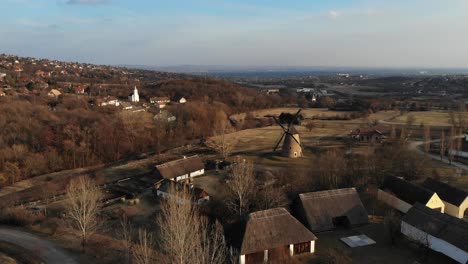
[150,96,170,109]
[422,178,468,219]
[239,208,317,264]
[154,179,209,205]
[349,128,385,143]
[297,188,369,232]
[401,204,468,264]
[155,155,205,182]
[378,176,445,213]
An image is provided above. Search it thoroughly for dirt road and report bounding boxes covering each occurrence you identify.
[0,227,78,264]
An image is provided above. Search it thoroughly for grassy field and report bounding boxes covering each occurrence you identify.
[390,111,468,126]
[231,108,355,120]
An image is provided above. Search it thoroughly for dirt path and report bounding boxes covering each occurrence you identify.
[0,227,78,264]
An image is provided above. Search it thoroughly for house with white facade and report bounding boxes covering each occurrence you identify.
[154,179,209,205]
[239,208,317,264]
[401,204,468,264]
[378,176,445,213]
[155,155,204,182]
[422,178,468,219]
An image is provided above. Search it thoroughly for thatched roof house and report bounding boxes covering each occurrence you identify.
[298,188,369,232]
[378,176,445,213]
[240,208,317,264]
[422,178,468,218]
[155,155,204,182]
[401,203,468,264]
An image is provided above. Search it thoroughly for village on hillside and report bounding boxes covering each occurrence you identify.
[1,54,468,264]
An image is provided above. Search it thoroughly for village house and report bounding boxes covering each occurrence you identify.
[401,204,468,264]
[422,178,468,219]
[154,111,177,123]
[131,106,146,113]
[0,89,5,97]
[172,95,187,104]
[120,102,133,110]
[128,86,140,102]
[154,155,205,182]
[153,179,209,205]
[150,96,170,109]
[47,89,62,99]
[349,128,385,143]
[262,88,280,95]
[239,208,317,264]
[378,176,445,213]
[74,85,87,94]
[97,96,120,107]
[297,188,369,232]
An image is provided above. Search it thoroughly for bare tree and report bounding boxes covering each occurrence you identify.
[132,228,154,264]
[120,214,133,264]
[64,176,102,251]
[210,120,235,160]
[440,131,446,161]
[423,125,431,153]
[448,126,455,164]
[157,187,230,264]
[226,157,256,216]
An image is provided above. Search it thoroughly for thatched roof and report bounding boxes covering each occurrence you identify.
[422,178,467,206]
[403,203,468,252]
[155,155,204,180]
[240,208,316,255]
[381,176,435,205]
[299,188,369,232]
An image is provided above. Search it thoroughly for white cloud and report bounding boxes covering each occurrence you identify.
[328,10,341,19]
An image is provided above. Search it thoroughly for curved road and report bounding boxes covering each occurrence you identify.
[409,137,468,171]
[0,227,78,264]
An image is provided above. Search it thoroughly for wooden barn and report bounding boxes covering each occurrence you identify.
[155,155,205,182]
[153,179,209,205]
[378,176,445,213]
[422,178,468,219]
[401,204,468,264]
[297,188,369,232]
[239,208,317,264]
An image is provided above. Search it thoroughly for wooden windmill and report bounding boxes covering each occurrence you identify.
[273,109,303,158]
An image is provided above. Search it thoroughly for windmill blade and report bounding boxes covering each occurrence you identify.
[273,133,286,152]
[273,116,287,131]
[288,109,303,128]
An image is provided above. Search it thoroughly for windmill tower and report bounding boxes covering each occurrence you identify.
[273,109,303,158]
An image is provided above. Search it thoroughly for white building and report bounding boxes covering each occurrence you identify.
[422,178,468,219]
[401,204,468,264]
[128,86,139,102]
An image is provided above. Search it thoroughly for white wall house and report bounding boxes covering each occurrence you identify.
[422,178,468,219]
[378,176,445,213]
[155,155,205,182]
[401,204,468,264]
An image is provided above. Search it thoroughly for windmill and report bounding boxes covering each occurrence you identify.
[272,109,303,158]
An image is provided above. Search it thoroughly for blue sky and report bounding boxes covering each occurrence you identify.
[2,0,468,67]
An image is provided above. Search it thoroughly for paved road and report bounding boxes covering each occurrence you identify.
[408,137,468,171]
[0,227,78,264]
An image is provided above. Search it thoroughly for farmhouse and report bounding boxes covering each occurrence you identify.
[172,96,186,104]
[422,178,468,219]
[155,155,204,182]
[401,204,468,264]
[240,208,317,264]
[298,188,369,232]
[150,96,170,109]
[154,179,209,205]
[47,89,62,99]
[120,102,133,110]
[378,176,445,213]
[97,96,120,107]
[349,128,385,142]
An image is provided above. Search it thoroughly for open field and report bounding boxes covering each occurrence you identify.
[230,108,354,120]
[390,111,468,126]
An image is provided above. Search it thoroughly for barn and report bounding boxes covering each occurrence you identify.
[401,204,468,264]
[422,178,468,219]
[155,155,205,182]
[239,208,317,264]
[377,176,445,213]
[297,188,369,232]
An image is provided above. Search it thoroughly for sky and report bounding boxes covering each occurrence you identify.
[1,0,468,68]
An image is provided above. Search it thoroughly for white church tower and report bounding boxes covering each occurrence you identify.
[129,86,139,102]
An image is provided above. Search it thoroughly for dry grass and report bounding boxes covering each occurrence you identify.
[391,111,468,126]
[231,108,354,120]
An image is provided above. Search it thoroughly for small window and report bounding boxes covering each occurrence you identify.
[294,152,297,157]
